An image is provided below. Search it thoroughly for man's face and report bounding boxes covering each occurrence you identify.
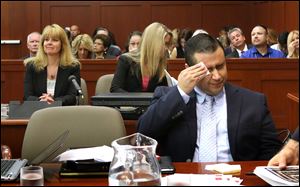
[70,26,80,38]
[27,33,41,55]
[194,47,227,96]
[229,30,246,48]
[251,26,268,47]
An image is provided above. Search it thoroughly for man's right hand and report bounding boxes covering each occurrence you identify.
[177,62,209,94]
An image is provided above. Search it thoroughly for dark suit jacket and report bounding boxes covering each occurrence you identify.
[110,55,168,92]
[24,63,81,106]
[137,83,282,162]
[225,44,253,58]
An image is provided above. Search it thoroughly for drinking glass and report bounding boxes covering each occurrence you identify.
[1,104,9,119]
[20,166,44,186]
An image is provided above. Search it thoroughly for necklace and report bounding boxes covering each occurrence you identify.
[49,74,56,80]
[47,66,58,80]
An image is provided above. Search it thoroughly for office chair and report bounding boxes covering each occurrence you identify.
[95,74,114,95]
[79,78,89,105]
[21,106,126,163]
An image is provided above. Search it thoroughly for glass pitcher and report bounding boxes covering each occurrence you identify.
[108,133,161,186]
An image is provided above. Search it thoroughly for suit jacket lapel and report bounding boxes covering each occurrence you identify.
[187,91,198,151]
[41,69,47,93]
[54,67,63,97]
[225,83,241,160]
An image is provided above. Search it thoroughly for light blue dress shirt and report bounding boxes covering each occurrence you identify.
[177,85,233,162]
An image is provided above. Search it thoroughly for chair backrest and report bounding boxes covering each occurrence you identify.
[21,106,126,163]
[79,78,89,105]
[95,74,114,95]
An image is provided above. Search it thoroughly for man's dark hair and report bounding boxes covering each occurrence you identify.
[184,33,223,66]
[93,34,111,49]
[278,31,289,46]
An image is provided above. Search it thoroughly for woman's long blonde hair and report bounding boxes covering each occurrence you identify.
[24,24,80,71]
[125,22,168,81]
[72,34,93,59]
[287,30,299,58]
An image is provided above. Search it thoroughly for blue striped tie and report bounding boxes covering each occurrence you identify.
[199,95,217,162]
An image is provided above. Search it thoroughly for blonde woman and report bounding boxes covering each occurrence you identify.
[110,22,169,92]
[24,24,81,105]
[71,34,93,59]
[287,30,299,58]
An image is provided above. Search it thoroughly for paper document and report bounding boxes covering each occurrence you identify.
[254,165,299,186]
[161,173,243,186]
[56,145,114,162]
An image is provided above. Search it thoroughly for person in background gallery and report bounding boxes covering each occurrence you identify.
[70,25,81,41]
[164,30,174,58]
[124,31,142,53]
[169,28,180,59]
[225,27,252,58]
[24,32,41,59]
[110,22,170,92]
[92,27,122,57]
[92,34,115,59]
[72,34,93,59]
[24,24,81,106]
[271,31,289,57]
[267,28,278,46]
[241,25,285,58]
[175,28,193,58]
[286,30,299,58]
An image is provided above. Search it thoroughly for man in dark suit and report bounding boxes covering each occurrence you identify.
[137,33,282,162]
[225,27,251,58]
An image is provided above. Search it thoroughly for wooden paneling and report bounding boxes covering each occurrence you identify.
[1,1,298,59]
[100,3,146,49]
[1,1,41,59]
[41,1,98,35]
[1,58,299,131]
[151,3,194,30]
[285,1,299,31]
[201,2,250,36]
[270,1,285,32]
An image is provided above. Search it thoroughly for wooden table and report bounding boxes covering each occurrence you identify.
[0,161,269,186]
[1,119,137,158]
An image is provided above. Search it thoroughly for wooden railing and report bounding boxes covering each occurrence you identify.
[1,58,299,130]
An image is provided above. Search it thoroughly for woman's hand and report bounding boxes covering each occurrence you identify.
[39,93,55,104]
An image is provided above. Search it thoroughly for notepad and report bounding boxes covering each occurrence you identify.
[205,163,241,174]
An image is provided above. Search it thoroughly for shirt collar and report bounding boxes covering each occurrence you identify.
[236,44,248,54]
[252,46,273,56]
[194,87,225,105]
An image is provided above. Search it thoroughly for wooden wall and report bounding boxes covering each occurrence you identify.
[1,1,299,59]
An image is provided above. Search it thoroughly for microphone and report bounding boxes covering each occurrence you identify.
[68,75,83,96]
